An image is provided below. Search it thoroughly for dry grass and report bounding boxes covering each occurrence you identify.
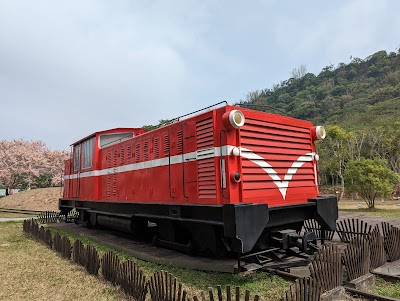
[0,222,129,301]
[339,199,400,218]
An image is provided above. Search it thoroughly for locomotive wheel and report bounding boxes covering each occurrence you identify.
[131,218,148,238]
[156,220,176,242]
[189,224,227,258]
[76,209,91,227]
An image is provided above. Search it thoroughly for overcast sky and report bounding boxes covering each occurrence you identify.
[0,0,399,150]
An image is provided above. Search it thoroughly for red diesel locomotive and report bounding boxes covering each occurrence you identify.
[60,103,338,256]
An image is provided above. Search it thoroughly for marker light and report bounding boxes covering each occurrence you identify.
[311,126,326,140]
[231,147,240,157]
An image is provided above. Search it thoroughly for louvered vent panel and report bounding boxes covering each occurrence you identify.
[177,130,183,154]
[106,151,111,199]
[164,135,169,157]
[196,118,214,149]
[196,117,216,198]
[154,138,160,159]
[240,117,314,199]
[135,143,141,163]
[112,150,117,197]
[143,141,149,161]
[120,147,125,165]
[127,145,132,164]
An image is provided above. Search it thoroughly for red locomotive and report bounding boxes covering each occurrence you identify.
[60,103,338,257]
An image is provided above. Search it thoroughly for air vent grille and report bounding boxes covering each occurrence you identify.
[154,138,160,159]
[164,135,170,157]
[196,117,216,198]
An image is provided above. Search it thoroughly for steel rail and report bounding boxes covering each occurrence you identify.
[372,271,400,283]
[344,286,400,301]
[263,268,301,281]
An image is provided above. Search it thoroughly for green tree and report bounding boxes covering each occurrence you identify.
[344,159,400,208]
[142,119,175,131]
[320,125,351,199]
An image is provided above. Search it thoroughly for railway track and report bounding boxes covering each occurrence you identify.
[0,208,46,215]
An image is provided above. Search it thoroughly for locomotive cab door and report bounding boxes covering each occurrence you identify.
[169,124,196,201]
[70,144,81,198]
[182,122,197,200]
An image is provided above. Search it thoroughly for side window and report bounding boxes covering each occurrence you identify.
[82,138,94,169]
[73,144,81,171]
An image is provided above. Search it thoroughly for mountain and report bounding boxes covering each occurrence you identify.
[241,50,400,129]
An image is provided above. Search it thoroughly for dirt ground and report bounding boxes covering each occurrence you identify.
[0,187,61,211]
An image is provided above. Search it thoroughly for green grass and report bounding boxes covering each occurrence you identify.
[370,277,400,299]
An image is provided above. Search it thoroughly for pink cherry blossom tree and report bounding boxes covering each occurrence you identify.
[0,140,69,188]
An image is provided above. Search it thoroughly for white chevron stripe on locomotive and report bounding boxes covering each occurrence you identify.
[240,147,315,199]
[64,145,315,200]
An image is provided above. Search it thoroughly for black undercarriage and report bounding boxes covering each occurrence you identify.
[59,195,338,263]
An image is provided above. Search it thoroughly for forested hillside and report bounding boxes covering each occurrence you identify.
[242,50,400,128]
[241,49,400,196]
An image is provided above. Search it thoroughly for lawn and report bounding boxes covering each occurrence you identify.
[339,199,400,218]
[0,221,129,300]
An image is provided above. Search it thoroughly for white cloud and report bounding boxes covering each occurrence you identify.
[0,0,399,149]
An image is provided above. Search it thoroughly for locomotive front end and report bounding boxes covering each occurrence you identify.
[220,106,338,254]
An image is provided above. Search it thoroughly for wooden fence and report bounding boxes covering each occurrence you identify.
[149,271,188,301]
[309,244,343,292]
[194,285,260,301]
[342,237,370,281]
[303,219,334,241]
[22,218,400,301]
[385,227,400,262]
[280,278,321,301]
[368,230,387,270]
[336,218,372,242]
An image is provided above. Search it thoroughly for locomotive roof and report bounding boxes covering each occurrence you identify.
[71,127,145,146]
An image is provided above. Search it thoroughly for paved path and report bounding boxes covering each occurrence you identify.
[338,211,400,228]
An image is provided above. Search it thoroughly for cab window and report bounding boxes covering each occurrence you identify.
[82,138,94,169]
[73,144,81,171]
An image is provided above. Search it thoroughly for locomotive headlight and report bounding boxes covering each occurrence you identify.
[229,110,245,128]
[311,126,326,140]
[223,110,245,129]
